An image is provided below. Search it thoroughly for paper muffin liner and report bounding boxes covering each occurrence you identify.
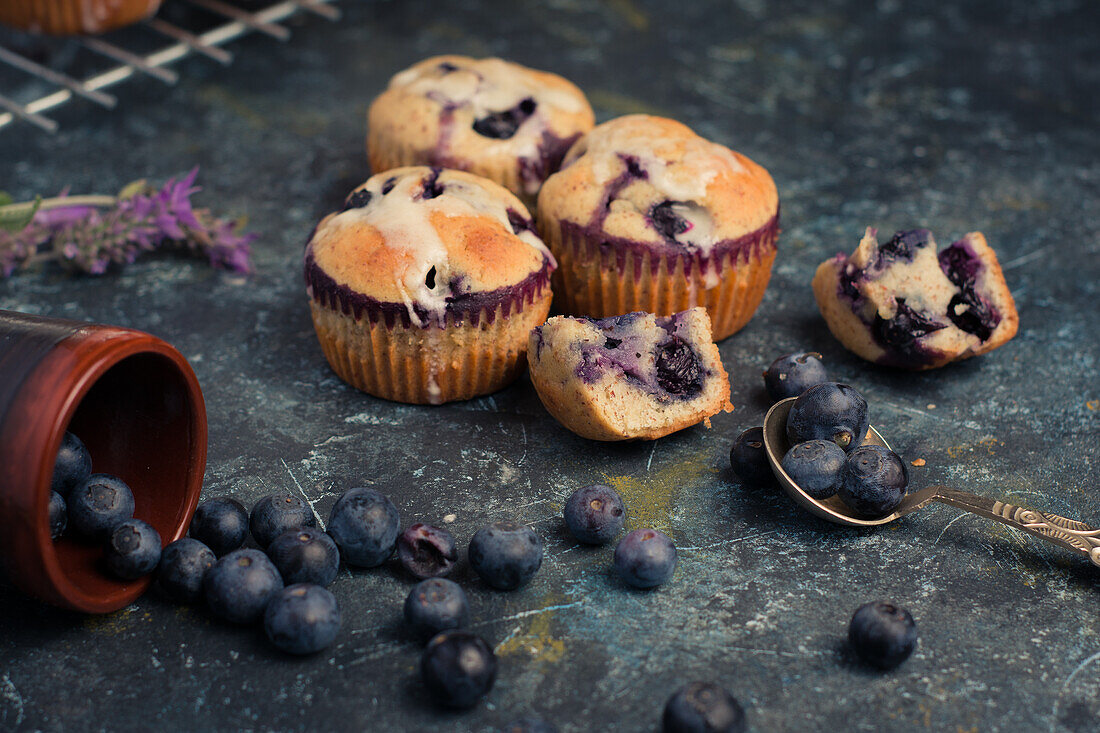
[539,214,779,341]
[307,270,553,405]
[0,0,161,35]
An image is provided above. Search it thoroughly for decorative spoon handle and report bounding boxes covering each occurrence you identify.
[930,486,1100,566]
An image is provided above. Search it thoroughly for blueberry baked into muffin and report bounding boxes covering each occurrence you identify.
[527,307,733,441]
[536,115,780,341]
[367,56,595,206]
[812,227,1018,369]
[304,166,555,404]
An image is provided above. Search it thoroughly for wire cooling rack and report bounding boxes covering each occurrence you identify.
[0,0,340,134]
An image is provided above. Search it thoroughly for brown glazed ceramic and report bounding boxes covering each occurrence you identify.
[0,309,207,613]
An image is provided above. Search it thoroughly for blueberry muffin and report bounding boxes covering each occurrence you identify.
[536,115,780,341]
[527,307,733,441]
[812,228,1019,369]
[304,167,555,404]
[367,56,595,206]
[0,0,161,34]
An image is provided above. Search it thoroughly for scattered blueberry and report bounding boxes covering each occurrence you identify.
[105,519,162,580]
[421,631,497,708]
[663,681,747,733]
[502,719,558,733]
[267,527,340,587]
[785,382,869,452]
[468,521,543,591]
[203,549,284,624]
[249,493,316,549]
[729,427,773,486]
[763,352,828,401]
[472,98,537,139]
[563,484,626,545]
[157,538,216,603]
[67,473,135,539]
[49,491,67,539]
[50,431,92,498]
[189,497,249,556]
[404,577,470,639]
[781,439,847,499]
[848,600,918,669]
[613,528,677,589]
[655,336,704,397]
[398,523,458,579]
[264,584,342,655]
[838,445,908,518]
[326,488,400,568]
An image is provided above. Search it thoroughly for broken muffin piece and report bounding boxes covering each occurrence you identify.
[527,307,733,441]
[812,228,1018,370]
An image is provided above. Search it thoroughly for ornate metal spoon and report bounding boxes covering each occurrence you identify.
[763,397,1100,566]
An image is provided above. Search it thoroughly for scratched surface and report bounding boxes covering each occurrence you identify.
[1,1,1099,731]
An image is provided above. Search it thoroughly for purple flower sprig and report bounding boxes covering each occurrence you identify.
[0,167,256,278]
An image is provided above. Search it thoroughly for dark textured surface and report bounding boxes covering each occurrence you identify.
[2,1,1099,731]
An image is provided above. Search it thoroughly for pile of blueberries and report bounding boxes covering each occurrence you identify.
[726,352,919,672]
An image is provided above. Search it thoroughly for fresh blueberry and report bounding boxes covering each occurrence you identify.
[404,577,470,639]
[398,523,458,579]
[468,521,543,591]
[203,549,284,624]
[613,528,677,589]
[848,600,918,669]
[49,491,67,539]
[563,484,626,545]
[105,519,162,580]
[67,473,135,539]
[249,493,316,549]
[729,427,773,486]
[157,538,216,603]
[781,440,847,500]
[785,382,869,453]
[267,527,340,587]
[326,488,400,568]
[655,336,704,396]
[472,98,537,139]
[264,584,342,655]
[421,631,497,708]
[763,352,828,401]
[838,445,908,518]
[662,681,747,733]
[50,431,92,498]
[502,719,558,733]
[189,496,249,556]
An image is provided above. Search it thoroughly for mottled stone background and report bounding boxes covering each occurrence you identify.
[1,1,1098,731]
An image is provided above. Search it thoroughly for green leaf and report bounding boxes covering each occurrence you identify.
[117,179,148,200]
[0,196,41,233]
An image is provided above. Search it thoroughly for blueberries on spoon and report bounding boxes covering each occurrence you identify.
[729,427,772,486]
[249,493,316,549]
[838,444,909,518]
[397,523,458,579]
[51,431,92,498]
[49,491,67,539]
[613,528,677,589]
[763,352,828,401]
[264,584,342,655]
[267,527,340,587]
[105,519,162,580]
[404,577,470,639]
[189,497,249,556]
[203,549,284,624]
[157,538,216,603]
[781,439,847,500]
[662,681,747,733]
[848,600,918,669]
[327,488,400,568]
[68,473,135,539]
[563,484,626,545]
[421,631,497,708]
[469,521,543,591]
[785,382,869,452]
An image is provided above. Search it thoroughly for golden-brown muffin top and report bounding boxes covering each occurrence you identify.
[538,115,779,251]
[305,167,552,326]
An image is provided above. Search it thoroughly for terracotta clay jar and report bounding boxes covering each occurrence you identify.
[0,309,207,613]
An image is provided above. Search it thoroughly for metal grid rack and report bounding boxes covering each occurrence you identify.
[0,0,341,134]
